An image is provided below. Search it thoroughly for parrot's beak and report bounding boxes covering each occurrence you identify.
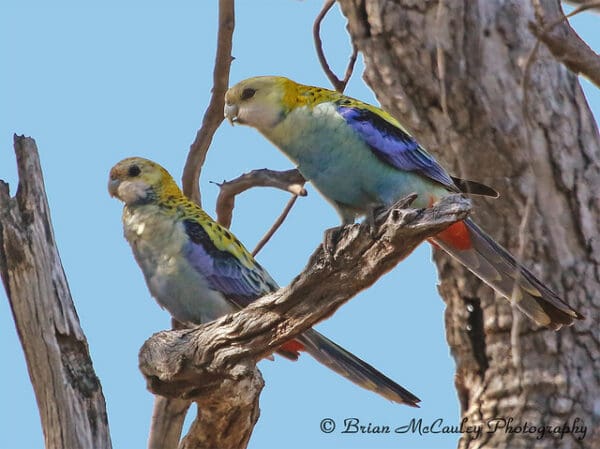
[108,178,120,198]
[224,103,239,125]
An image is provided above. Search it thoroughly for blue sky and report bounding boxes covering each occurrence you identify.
[1,2,598,449]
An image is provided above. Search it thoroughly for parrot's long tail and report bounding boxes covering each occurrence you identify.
[431,218,583,330]
[292,328,421,406]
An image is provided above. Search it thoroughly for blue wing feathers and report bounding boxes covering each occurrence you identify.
[337,106,456,189]
[183,219,277,307]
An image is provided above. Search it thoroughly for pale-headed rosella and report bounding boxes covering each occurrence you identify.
[224,76,584,330]
[108,157,420,406]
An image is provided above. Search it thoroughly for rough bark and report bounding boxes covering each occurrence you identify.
[530,0,600,89]
[0,136,112,449]
[138,193,471,448]
[147,397,190,449]
[337,1,600,448]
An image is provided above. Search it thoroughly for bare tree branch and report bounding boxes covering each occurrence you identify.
[563,0,600,12]
[0,135,112,449]
[143,334,263,449]
[252,195,299,256]
[138,194,471,448]
[181,0,235,205]
[214,168,307,228]
[529,0,600,88]
[154,2,236,444]
[313,0,358,92]
[147,397,190,449]
[177,372,262,449]
[147,322,193,448]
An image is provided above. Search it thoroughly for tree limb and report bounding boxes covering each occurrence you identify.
[562,0,600,12]
[214,168,306,228]
[138,194,471,448]
[156,1,236,444]
[313,0,358,92]
[252,194,299,256]
[529,0,600,88]
[181,0,235,205]
[147,397,190,449]
[0,135,112,449]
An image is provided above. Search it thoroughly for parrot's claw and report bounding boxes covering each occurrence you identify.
[367,194,419,237]
[323,225,345,258]
[373,193,420,225]
[367,207,385,237]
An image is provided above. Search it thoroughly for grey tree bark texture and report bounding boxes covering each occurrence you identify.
[0,136,112,449]
[337,1,600,448]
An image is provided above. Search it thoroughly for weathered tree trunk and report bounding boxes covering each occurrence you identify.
[338,1,600,448]
[0,136,112,449]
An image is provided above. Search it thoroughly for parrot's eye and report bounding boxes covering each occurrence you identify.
[241,88,256,101]
[128,165,141,177]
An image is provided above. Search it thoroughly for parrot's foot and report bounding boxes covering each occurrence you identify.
[368,193,420,235]
[323,225,345,257]
[366,207,386,237]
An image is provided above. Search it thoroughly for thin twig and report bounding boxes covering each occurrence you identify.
[181,0,235,206]
[557,1,600,21]
[313,0,358,93]
[527,0,600,88]
[151,1,234,445]
[252,195,299,256]
[214,169,306,228]
[563,0,600,12]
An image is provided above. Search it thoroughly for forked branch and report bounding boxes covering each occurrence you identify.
[214,168,306,228]
[139,194,471,449]
[528,0,600,88]
[313,0,358,92]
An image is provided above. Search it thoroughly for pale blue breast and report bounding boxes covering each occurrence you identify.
[264,103,445,221]
[123,206,234,325]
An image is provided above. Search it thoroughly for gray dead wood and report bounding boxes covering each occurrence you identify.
[0,135,112,449]
[139,193,471,449]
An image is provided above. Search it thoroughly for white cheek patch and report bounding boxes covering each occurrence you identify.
[240,104,282,129]
[118,180,150,205]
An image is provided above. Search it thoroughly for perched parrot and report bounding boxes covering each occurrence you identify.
[108,157,420,406]
[224,76,584,330]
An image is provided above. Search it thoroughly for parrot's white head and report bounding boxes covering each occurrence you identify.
[108,157,179,206]
[224,76,295,131]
